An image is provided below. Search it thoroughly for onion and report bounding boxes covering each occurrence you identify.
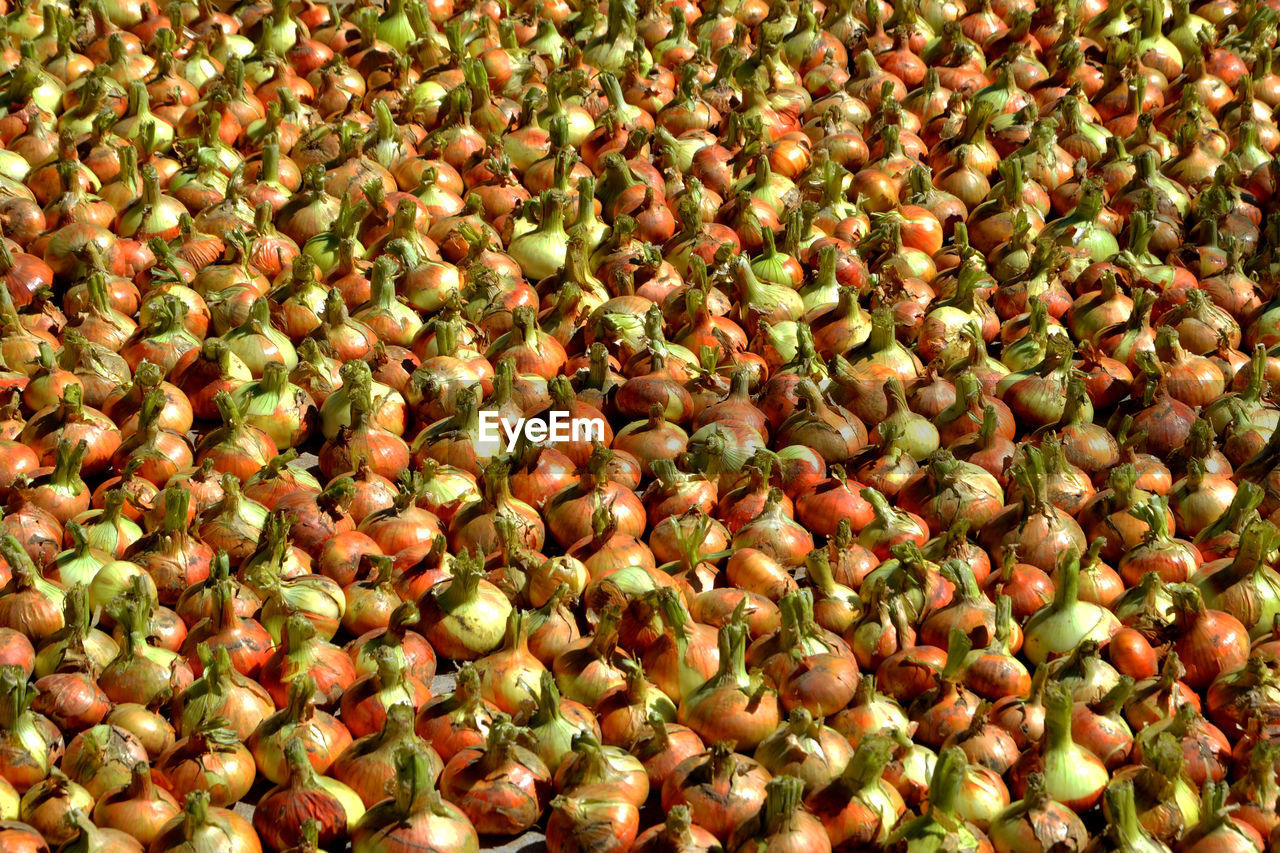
[99,579,195,706]
[232,362,316,452]
[337,648,432,740]
[553,732,648,808]
[253,738,365,851]
[595,657,678,749]
[92,762,180,847]
[987,772,1088,853]
[350,750,478,853]
[1120,495,1202,586]
[0,536,64,643]
[509,190,571,280]
[155,719,256,808]
[180,568,273,679]
[805,734,904,848]
[417,551,511,661]
[1008,683,1109,812]
[1178,781,1264,853]
[678,617,781,751]
[1022,548,1121,665]
[472,610,545,716]
[149,790,261,853]
[18,770,92,846]
[249,676,353,785]
[633,805,721,853]
[963,596,1031,700]
[0,3,1273,851]
[727,775,831,853]
[661,743,771,844]
[552,604,630,707]
[829,678,910,751]
[173,645,274,742]
[753,709,853,795]
[546,793,640,853]
[1095,778,1177,853]
[887,748,990,853]
[1170,587,1251,690]
[1194,519,1280,639]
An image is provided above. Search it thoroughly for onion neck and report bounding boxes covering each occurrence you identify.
[1196,482,1263,548]
[436,553,483,613]
[1107,779,1164,853]
[865,306,899,354]
[924,748,966,818]
[47,438,86,491]
[703,616,754,694]
[181,791,214,838]
[385,746,438,816]
[371,701,420,756]
[1041,683,1081,763]
[478,719,519,774]
[527,669,569,730]
[758,775,805,836]
[841,733,896,794]
[1223,518,1278,582]
[654,805,698,851]
[280,615,322,680]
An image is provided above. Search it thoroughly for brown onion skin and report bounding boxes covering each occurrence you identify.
[877,645,947,704]
[272,486,358,557]
[106,705,175,760]
[92,763,180,846]
[438,725,553,836]
[338,666,433,740]
[795,474,875,539]
[676,673,781,753]
[258,637,358,710]
[360,503,445,558]
[252,781,351,851]
[0,629,34,676]
[956,717,1021,775]
[990,694,1046,752]
[180,610,274,680]
[1071,699,1135,771]
[330,705,443,808]
[124,535,214,608]
[347,621,438,686]
[1174,602,1251,690]
[631,720,706,791]
[965,648,1032,702]
[0,822,48,853]
[154,730,257,807]
[778,652,860,717]
[807,763,906,850]
[982,562,1055,624]
[632,807,722,853]
[1107,628,1160,680]
[2,495,62,569]
[415,678,501,765]
[546,795,641,853]
[0,443,40,500]
[30,672,110,732]
[660,745,771,843]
